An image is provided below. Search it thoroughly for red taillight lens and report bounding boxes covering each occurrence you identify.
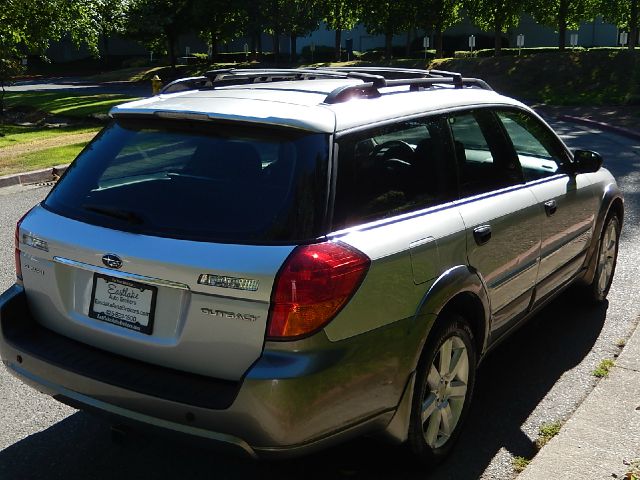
[15,209,32,282]
[267,242,370,340]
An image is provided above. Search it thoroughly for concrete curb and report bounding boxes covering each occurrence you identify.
[0,165,68,189]
[519,320,640,479]
[558,115,640,141]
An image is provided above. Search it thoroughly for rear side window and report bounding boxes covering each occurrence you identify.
[333,117,456,229]
[44,119,329,243]
[449,111,523,196]
[496,110,567,181]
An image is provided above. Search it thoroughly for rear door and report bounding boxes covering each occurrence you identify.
[449,110,543,339]
[18,118,330,381]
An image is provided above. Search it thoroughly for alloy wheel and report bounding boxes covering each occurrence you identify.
[420,335,470,449]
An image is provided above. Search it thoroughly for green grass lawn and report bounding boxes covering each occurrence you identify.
[3,92,139,117]
[0,142,88,176]
[0,124,100,148]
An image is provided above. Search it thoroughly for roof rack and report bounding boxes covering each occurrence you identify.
[159,67,493,103]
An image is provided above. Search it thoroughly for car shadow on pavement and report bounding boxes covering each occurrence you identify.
[0,288,607,480]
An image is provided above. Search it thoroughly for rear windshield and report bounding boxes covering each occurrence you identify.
[44,118,330,243]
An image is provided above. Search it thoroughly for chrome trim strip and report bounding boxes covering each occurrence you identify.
[329,175,567,238]
[8,364,256,458]
[53,256,191,291]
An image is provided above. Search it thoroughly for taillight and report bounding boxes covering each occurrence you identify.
[267,242,370,340]
[15,209,32,282]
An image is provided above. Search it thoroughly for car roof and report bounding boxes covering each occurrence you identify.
[110,75,527,134]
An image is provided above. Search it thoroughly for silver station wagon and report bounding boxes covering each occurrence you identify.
[0,68,622,464]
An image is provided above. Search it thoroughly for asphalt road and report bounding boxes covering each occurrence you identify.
[0,121,638,480]
[5,78,150,97]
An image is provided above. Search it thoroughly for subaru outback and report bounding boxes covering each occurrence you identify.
[0,68,622,464]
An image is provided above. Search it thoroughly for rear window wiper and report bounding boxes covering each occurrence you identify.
[82,204,145,225]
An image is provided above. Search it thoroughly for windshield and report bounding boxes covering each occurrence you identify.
[44,118,330,243]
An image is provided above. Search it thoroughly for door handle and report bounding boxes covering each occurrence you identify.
[473,225,492,246]
[544,200,557,216]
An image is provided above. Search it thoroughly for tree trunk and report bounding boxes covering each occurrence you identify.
[435,28,444,58]
[102,34,110,62]
[558,0,568,50]
[290,33,297,63]
[273,33,280,63]
[210,29,218,61]
[335,28,342,61]
[631,0,639,49]
[0,83,5,116]
[494,19,503,55]
[385,32,393,59]
[167,33,177,70]
[406,29,414,57]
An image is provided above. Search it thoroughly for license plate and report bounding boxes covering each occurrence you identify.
[89,274,157,335]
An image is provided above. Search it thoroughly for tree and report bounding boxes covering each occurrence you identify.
[528,0,597,50]
[126,0,195,69]
[243,0,268,58]
[465,0,523,55]
[262,0,286,62]
[94,0,131,60]
[281,0,323,62]
[413,0,463,58]
[0,0,101,114]
[600,0,639,49]
[360,0,413,59]
[192,0,246,60]
[323,0,360,61]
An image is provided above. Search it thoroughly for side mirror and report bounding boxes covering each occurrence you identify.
[572,150,603,174]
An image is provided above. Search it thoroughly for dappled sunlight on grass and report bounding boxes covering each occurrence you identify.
[0,142,87,176]
[0,125,100,148]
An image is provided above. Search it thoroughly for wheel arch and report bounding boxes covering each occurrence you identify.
[583,184,624,285]
[415,265,491,366]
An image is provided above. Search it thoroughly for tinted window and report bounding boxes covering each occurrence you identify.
[44,119,329,243]
[497,110,566,181]
[333,117,456,229]
[449,111,523,196]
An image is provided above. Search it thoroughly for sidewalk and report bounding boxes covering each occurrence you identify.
[519,320,640,480]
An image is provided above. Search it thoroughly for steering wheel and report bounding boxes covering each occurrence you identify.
[370,140,415,162]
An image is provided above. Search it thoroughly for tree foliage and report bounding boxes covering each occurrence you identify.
[0,0,102,113]
[94,0,131,57]
[281,0,323,61]
[126,0,194,68]
[413,0,463,57]
[599,0,639,49]
[465,0,523,54]
[360,0,414,58]
[192,0,246,58]
[528,0,598,50]
[323,0,361,60]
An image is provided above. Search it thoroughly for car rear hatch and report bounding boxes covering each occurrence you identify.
[17,117,330,381]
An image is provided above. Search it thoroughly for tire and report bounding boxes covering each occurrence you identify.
[407,314,477,465]
[590,213,620,302]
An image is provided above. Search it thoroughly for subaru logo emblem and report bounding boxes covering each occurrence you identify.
[102,254,123,269]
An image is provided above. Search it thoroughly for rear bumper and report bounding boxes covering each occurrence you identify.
[0,285,418,458]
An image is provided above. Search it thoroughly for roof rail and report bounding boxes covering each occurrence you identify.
[323,74,492,104]
[159,67,492,103]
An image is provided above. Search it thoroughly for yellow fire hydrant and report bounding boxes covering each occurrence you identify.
[151,75,163,95]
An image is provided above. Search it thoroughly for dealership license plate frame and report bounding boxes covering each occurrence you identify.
[88,273,157,335]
